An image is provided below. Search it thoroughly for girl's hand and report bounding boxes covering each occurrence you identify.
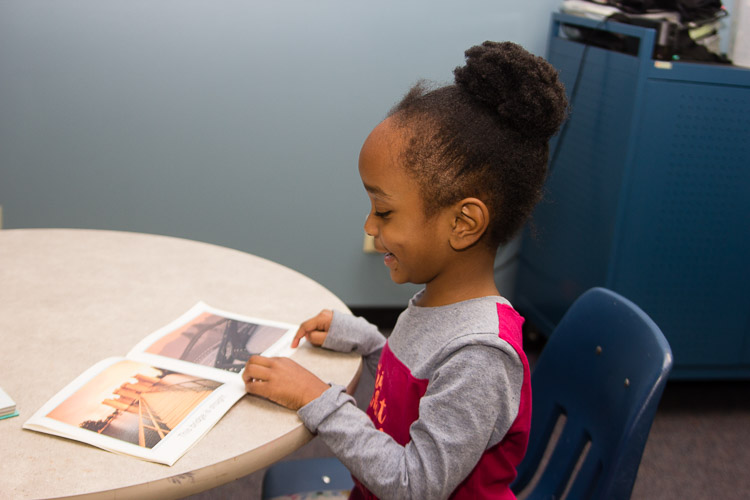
[292,309,334,348]
[242,355,329,410]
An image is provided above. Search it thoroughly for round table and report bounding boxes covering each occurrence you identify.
[0,229,361,499]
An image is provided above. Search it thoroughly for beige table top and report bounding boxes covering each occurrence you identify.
[0,229,361,499]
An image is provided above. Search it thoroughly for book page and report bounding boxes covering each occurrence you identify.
[128,302,299,384]
[23,303,301,465]
[23,357,245,466]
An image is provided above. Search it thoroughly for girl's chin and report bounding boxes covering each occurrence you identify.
[384,257,406,284]
[388,273,410,285]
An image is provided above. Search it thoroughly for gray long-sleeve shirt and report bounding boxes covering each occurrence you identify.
[298,291,525,500]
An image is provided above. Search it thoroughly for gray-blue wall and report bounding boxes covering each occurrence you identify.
[4,0,719,306]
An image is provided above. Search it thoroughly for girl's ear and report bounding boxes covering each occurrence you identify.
[449,198,490,251]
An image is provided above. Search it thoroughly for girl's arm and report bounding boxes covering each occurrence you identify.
[322,311,386,377]
[298,341,523,500]
[243,311,386,410]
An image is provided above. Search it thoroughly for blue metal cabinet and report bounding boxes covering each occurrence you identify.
[515,13,750,379]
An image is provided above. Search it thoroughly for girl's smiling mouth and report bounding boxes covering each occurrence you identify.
[384,252,396,267]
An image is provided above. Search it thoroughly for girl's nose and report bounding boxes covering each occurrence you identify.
[364,213,377,237]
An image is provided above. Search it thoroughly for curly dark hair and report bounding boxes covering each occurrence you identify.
[387,41,568,248]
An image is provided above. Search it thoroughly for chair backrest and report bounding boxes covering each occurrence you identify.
[511,287,673,500]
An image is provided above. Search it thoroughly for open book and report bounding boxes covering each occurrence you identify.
[0,385,17,420]
[23,302,298,466]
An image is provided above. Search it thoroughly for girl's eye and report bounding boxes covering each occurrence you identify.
[374,210,392,219]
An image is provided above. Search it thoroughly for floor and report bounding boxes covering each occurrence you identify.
[629,379,750,499]
[188,333,750,500]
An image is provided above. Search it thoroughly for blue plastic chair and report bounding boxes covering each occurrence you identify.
[511,287,673,500]
[262,456,353,499]
[262,287,672,500]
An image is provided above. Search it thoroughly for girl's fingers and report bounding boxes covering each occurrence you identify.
[242,355,272,382]
[291,327,309,348]
[242,356,328,409]
[307,330,327,346]
[297,314,324,336]
[245,354,274,369]
[291,310,333,348]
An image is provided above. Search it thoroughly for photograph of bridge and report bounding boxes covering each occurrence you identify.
[144,312,289,373]
[46,360,221,449]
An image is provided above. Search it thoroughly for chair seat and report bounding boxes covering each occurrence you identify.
[262,457,353,499]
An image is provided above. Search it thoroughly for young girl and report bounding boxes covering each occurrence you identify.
[243,41,568,499]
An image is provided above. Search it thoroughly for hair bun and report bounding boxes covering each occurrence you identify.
[453,41,568,142]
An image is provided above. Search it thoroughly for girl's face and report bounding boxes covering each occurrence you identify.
[358,119,454,286]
